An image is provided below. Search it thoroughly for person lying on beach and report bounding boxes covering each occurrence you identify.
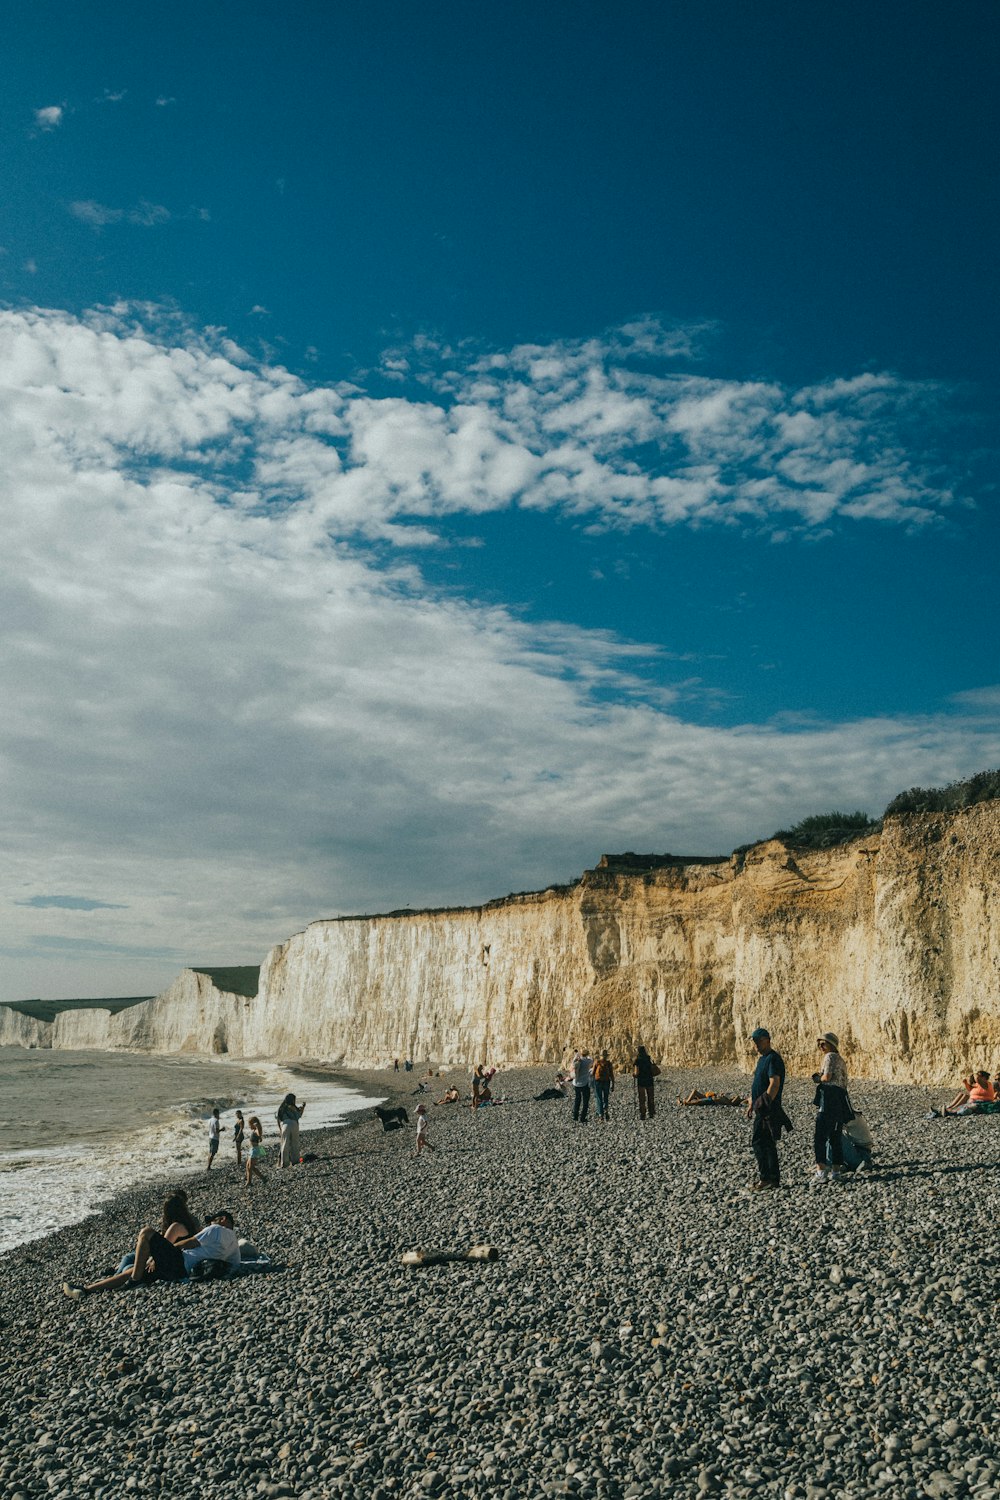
[63,1212,241,1298]
[162,1190,201,1239]
[930,1071,997,1117]
[676,1090,746,1107]
[115,1190,203,1274]
[434,1086,461,1105]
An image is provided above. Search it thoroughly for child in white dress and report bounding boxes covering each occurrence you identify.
[415,1103,435,1156]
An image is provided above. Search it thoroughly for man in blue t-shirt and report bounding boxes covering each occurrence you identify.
[748,1027,787,1190]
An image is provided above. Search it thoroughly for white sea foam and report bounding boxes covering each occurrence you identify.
[0,1052,382,1256]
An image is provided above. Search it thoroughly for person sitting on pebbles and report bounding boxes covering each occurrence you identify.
[434,1086,461,1105]
[930,1070,997,1117]
[63,1211,241,1298]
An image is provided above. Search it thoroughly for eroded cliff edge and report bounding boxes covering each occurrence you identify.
[7,802,997,1081]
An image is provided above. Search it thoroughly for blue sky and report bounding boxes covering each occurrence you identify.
[1,1,998,1001]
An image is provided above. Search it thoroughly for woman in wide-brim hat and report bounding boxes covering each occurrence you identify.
[812,1032,851,1185]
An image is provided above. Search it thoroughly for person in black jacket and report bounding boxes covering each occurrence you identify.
[747,1028,791,1190]
[633,1045,659,1120]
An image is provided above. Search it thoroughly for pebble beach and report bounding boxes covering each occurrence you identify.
[3,1064,1000,1500]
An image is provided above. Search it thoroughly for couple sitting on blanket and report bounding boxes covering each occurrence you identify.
[63,1196,241,1298]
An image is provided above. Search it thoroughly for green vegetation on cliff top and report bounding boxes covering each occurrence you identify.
[3,996,154,1024]
[189,966,260,998]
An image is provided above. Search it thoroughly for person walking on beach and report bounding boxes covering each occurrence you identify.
[276,1094,305,1167]
[414,1103,435,1156]
[748,1027,790,1191]
[811,1032,851,1186]
[206,1108,221,1170]
[633,1045,659,1120]
[571,1047,593,1122]
[592,1050,615,1120]
[233,1110,245,1169]
[245,1115,268,1189]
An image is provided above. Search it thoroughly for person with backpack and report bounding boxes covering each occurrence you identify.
[633,1045,660,1120]
[592,1050,615,1121]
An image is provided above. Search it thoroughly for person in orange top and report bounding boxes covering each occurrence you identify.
[940,1070,997,1116]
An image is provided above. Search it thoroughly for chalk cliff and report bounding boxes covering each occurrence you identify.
[4,803,999,1082]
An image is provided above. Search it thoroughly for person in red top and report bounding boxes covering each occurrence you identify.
[939,1070,997,1116]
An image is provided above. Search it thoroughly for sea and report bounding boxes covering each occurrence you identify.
[0,1046,382,1256]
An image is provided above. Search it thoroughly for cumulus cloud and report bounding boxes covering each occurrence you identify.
[0,305,995,1000]
[69,199,172,228]
[34,105,64,131]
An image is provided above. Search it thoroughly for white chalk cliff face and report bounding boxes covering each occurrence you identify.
[4,803,999,1082]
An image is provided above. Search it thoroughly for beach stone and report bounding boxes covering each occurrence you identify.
[7,1067,1000,1500]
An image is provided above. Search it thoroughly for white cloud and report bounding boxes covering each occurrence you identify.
[0,305,994,1000]
[34,105,63,131]
[69,200,172,228]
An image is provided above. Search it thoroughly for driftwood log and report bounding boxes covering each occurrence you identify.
[401,1244,499,1268]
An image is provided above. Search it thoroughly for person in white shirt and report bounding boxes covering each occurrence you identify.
[571,1048,593,1123]
[414,1103,435,1156]
[207,1108,221,1170]
[63,1212,241,1297]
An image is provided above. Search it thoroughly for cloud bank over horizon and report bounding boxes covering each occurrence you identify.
[2,304,997,1001]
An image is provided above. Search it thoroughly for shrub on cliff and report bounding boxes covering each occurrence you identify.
[884,767,1000,817]
[770,810,879,849]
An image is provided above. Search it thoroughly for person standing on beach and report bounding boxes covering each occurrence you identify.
[276,1094,305,1167]
[414,1102,435,1156]
[811,1033,851,1185]
[632,1046,659,1120]
[233,1110,245,1169]
[571,1047,593,1122]
[246,1115,267,1189]
[748,1027,790,1191]
[206,1108,221,1170]
[592,1050,615,1120]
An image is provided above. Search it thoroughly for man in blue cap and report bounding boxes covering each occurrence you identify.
[747,1027,790,1190]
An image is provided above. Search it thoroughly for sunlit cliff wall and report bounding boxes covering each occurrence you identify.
[4,803,999,1082]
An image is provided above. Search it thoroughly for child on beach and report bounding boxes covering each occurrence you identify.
[245,1115,268,1189]
[233,1110,245,1168]
[207,1108,221,1170]
[415,1103,435,1156]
